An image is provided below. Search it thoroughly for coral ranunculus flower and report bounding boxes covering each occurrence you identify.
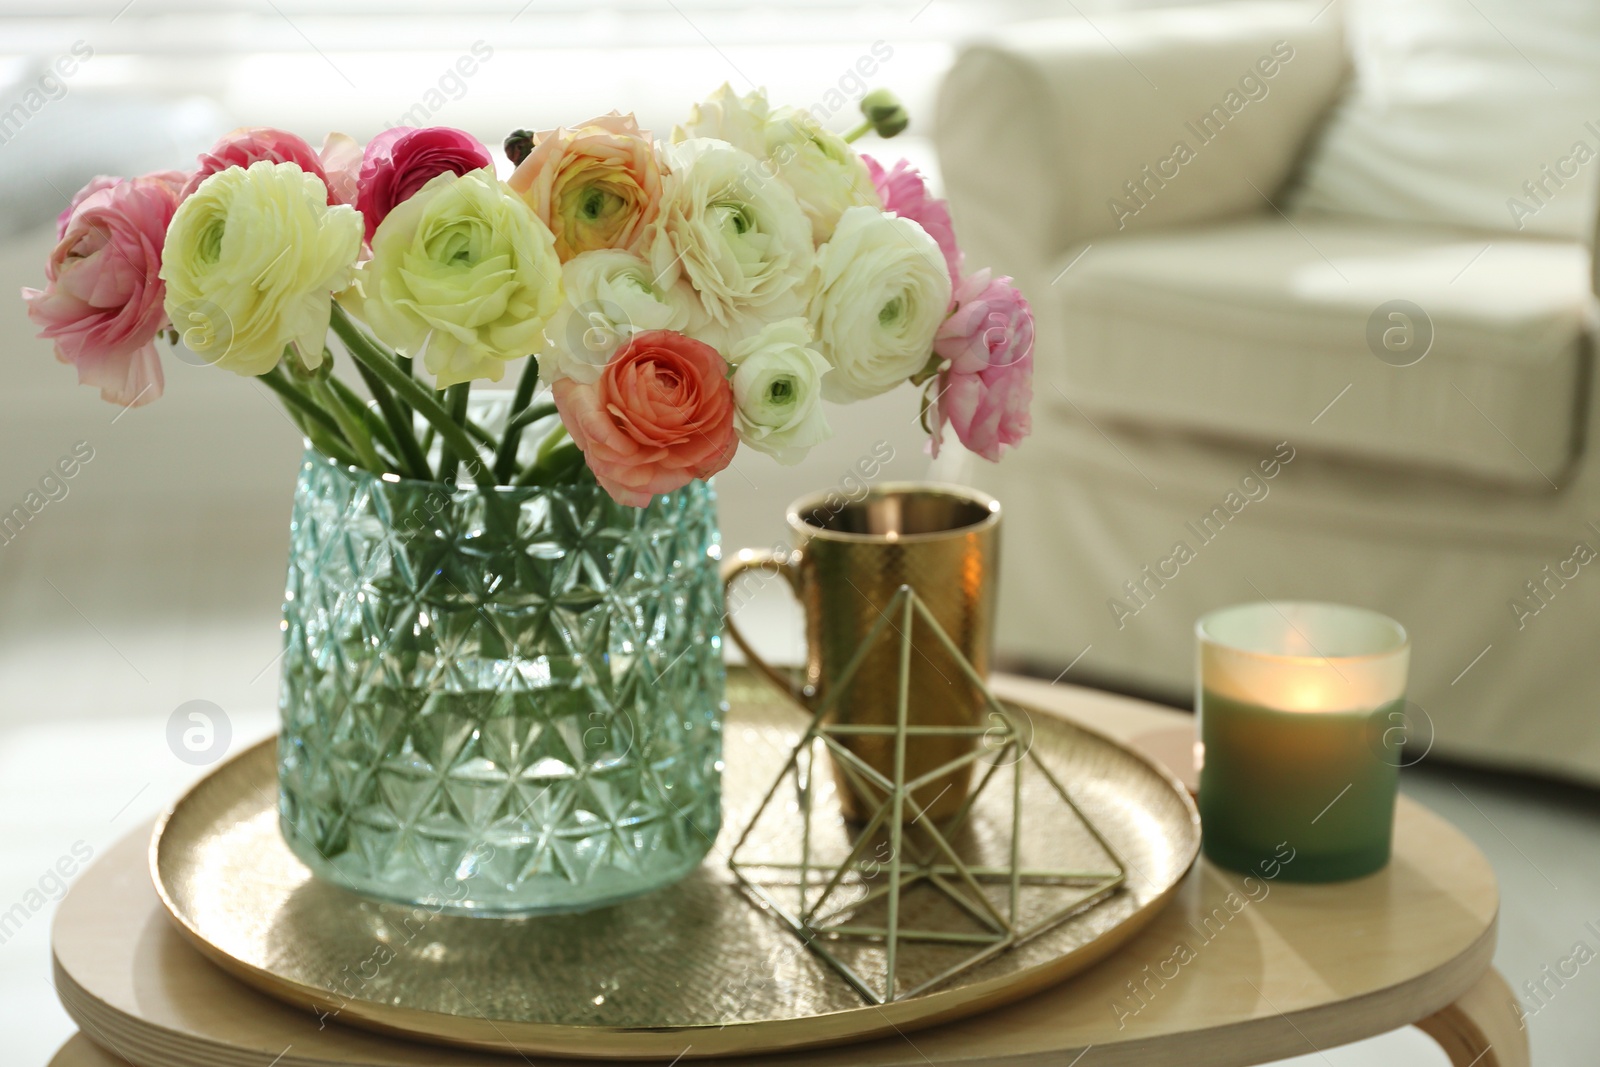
[507,112,662,261]
[552,329,737,506]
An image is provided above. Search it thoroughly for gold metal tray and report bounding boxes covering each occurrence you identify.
[150,671,1199,1060]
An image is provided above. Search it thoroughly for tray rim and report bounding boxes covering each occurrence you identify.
[149,693,1200,1060]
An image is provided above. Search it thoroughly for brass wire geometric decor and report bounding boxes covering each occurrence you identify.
[729,585,1129,1005]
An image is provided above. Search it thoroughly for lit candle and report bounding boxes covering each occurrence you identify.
[1196,602,1409,883]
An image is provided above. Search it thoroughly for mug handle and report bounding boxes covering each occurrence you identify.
[720,547,807,705]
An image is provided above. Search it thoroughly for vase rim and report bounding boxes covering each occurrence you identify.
[298,442,622,500]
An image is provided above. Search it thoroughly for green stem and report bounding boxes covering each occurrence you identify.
[436,382,471,484]
[349,355,431,480]
[317,377,389,473]
[514,425,584,487]
[324,365,399,458]
[329,303,486,479]
[261,372,363,469]
[492,356,540,484]
[843,119,872,143]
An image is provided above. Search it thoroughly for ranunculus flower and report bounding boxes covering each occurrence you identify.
[57,171,187,239]
[181,127,354,205]
[647,137,814,348]
[24,175,180,407]
[808,205,951,402]
[356,126,493,243]
[56,176,120,238]
[542,249,699,384]
[348,168,563,389]
[318,132,363,208]
[676,82,768,158]
[552,329,737,506]
[727,317,831,465]
[508,112,662,261]
[161,160,363,377]
[679,84,879,244]
[863,154,961,285]
[931,269,1034,462]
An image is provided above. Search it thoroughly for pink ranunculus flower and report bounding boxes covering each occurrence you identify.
[355,126,494,243]
[318,132,364,207]
[930,269,1034,462]
[56,171,187,239]
[863,154,962,286]
[181,127,347,204]
[24,175,182,407]
[552,329,738,506]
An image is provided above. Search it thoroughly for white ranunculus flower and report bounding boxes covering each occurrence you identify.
[760,106,880,244]
[727,317,832,464]
[677,85,879,244]
[647,137,814,341]
[809,206,953,403]
[674,82,769,157]
[543,249,700,383]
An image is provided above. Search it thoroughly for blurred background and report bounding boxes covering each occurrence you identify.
[2,1,1598,1064]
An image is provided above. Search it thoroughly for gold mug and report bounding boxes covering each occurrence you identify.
[722,483,1001,823]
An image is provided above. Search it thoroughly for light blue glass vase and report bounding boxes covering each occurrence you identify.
[276,450,725,914]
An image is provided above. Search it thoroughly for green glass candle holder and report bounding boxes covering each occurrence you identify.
[1196,602,1409,883]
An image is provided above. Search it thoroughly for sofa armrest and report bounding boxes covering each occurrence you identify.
[934,1,1346,278]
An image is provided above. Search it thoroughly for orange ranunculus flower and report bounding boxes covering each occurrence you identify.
[507,112,663,262]
[552,329,736,506]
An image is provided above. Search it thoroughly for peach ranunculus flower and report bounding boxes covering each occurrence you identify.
[552,329,737,506]
[507,112,663,261]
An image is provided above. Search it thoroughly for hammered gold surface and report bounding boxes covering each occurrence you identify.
[725,484,1002,822]
[151,669,1199,1059]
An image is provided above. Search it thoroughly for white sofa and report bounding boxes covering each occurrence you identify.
[932,1,1600,783]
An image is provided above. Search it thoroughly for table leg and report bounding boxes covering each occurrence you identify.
[1415,968,1529,1067]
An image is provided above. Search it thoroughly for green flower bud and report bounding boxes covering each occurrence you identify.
[860,89,909,138]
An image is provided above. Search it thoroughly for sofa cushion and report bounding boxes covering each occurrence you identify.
[1288,0,1600,239]
[1047,216,1590,488]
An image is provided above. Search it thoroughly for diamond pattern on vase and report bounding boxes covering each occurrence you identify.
[277,451,725,914]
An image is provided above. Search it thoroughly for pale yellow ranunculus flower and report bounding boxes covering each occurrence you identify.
[346,168,564,389]
[160,160,362,376]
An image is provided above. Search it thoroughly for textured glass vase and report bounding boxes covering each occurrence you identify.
[276,450,725,914]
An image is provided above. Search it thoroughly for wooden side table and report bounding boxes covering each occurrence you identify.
[47,675,1528,1067]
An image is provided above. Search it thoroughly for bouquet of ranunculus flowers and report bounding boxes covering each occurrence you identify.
[22,85,1033,505]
